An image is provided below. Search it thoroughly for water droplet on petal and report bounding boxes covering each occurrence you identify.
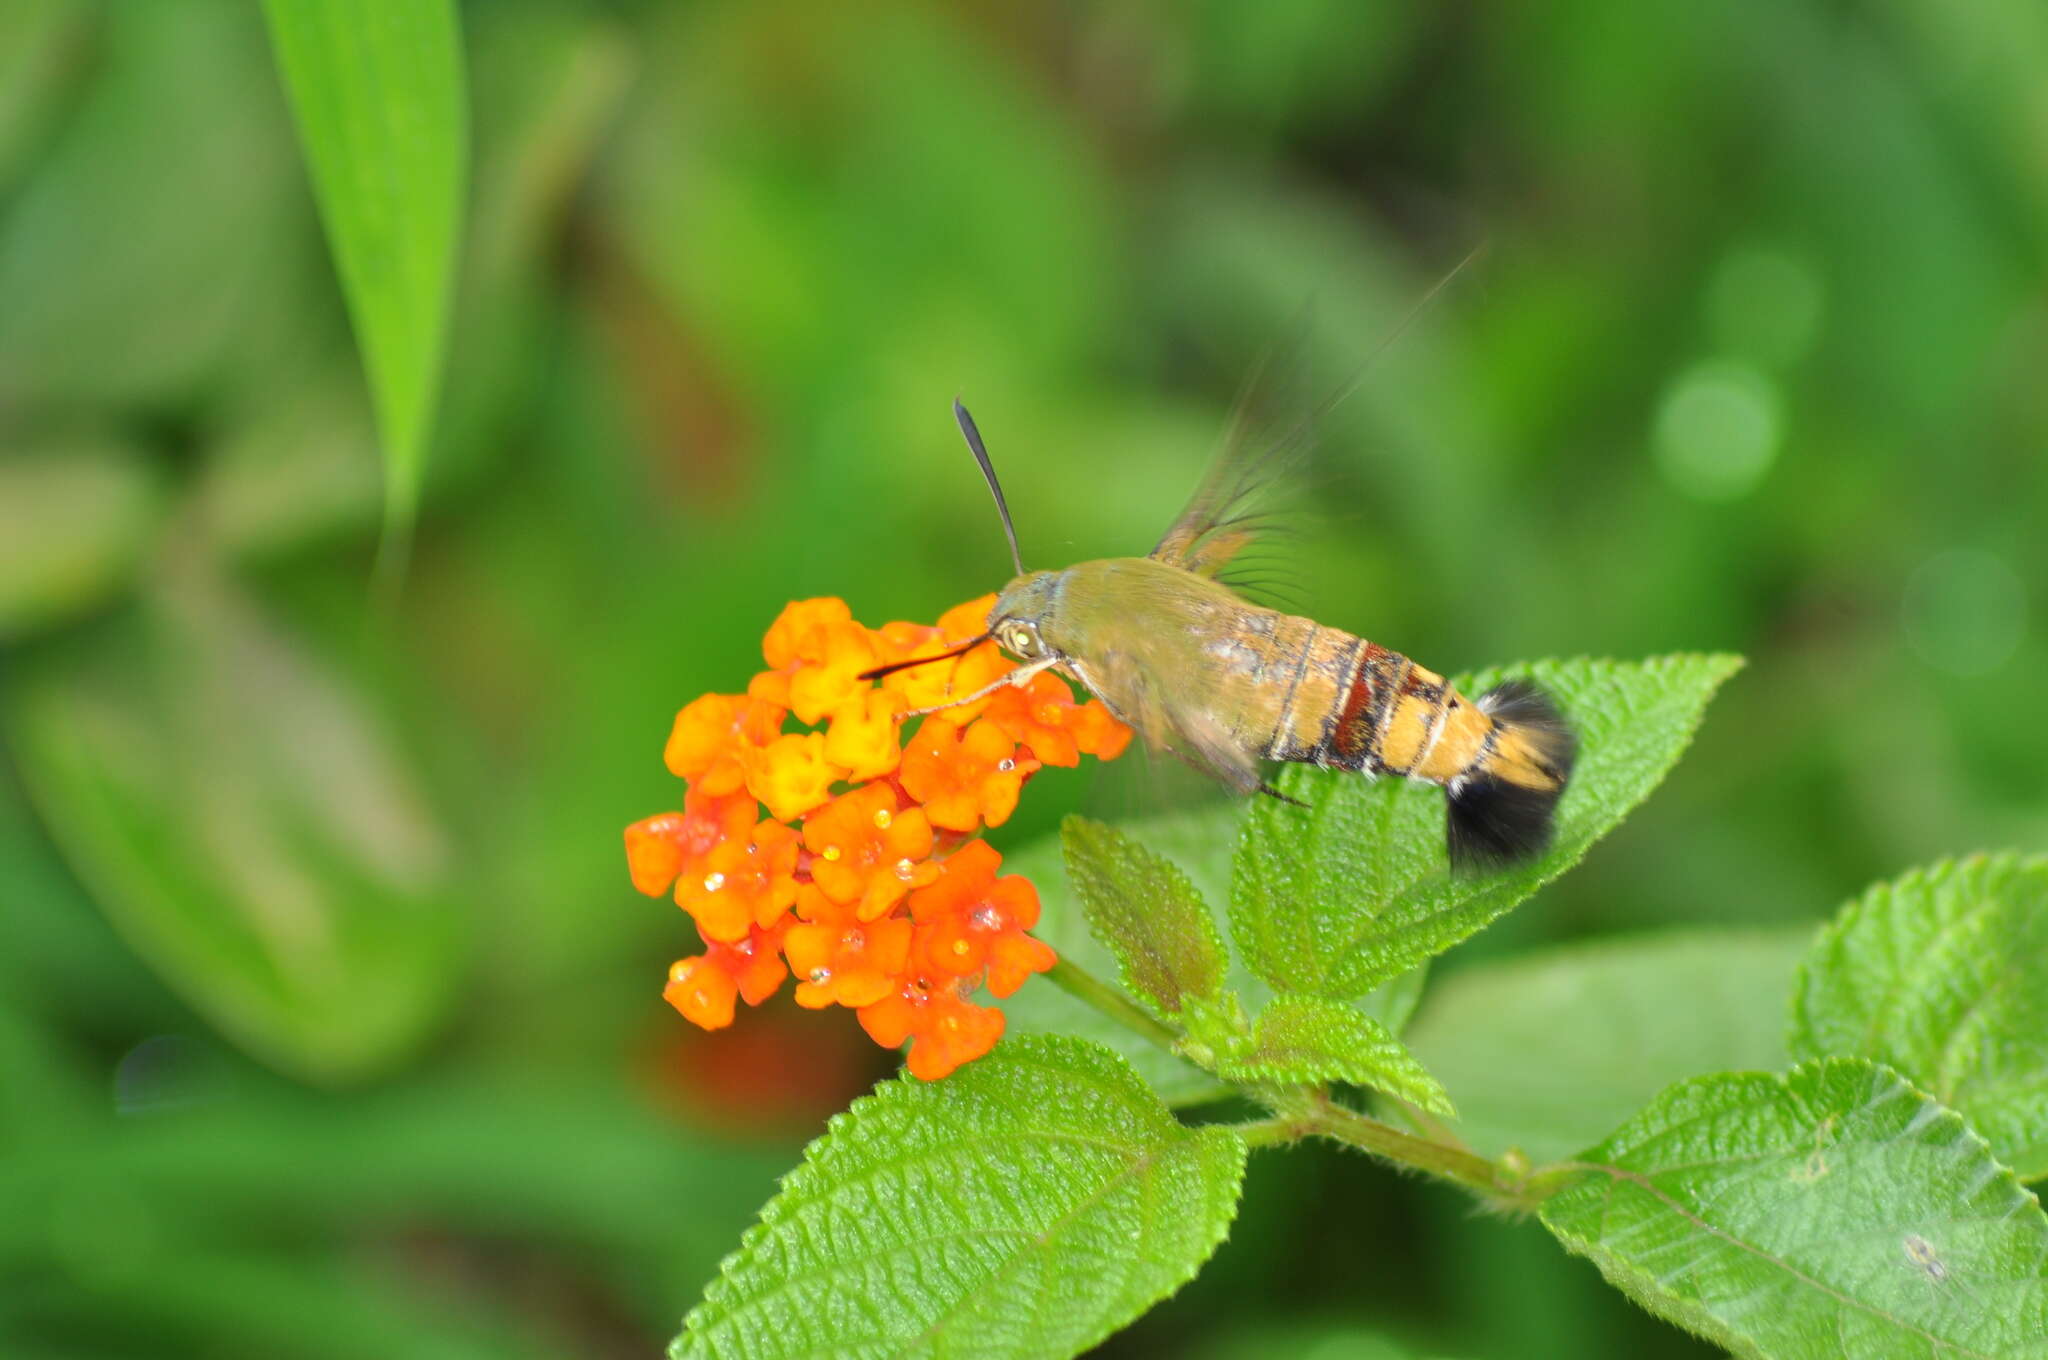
[872,808,893,829]
[808,967,833,985]
[822,846,842,862]
[840,929,865,950]
[894,858,917,881]
[703,872,726,892]
[970,905,1001,931]
[996,758,1015,772]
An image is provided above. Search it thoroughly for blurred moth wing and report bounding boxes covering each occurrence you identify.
[933,249,1576,870]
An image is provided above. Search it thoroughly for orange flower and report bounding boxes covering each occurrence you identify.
[899,718,1036,832]
[743,730,842,822]
[665,693,783,795]
[1072,699,1134,760]
[624,791,755,897]
[675,818,801,942]
[663,916,790,1028]
[747,668,792,709]
[936,594,996,640]
[663,956,738,1029]
[763,597,854,670]
[632,593,1134,1080]
[787,620,881,725]
[877,594,1006,723]
[858,976,1007,1081]
[870,619,943,666]
[823,687,907,782]
[803,782,938,919]
[784,886,914,1009]
[908,840,1056,997]
[983,672,1089,767]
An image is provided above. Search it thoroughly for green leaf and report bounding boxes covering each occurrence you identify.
[1000,806,1238,1107]
[0,440,165,640]
[1062,814,1229,1021]
[1540,1059,2048,1359]
[1215,994,1452,1116]
[675,1035,1248,1360]
[262,0,468,537]
[1404,927,1812,1161]
[1,567,465,1082]
[1791,853,2048,1182]
[1231,653,1742,999]
[1004,803,1421,1107]
[0,6,314,411]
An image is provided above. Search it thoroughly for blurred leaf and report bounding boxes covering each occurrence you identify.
[1062,814,1229,1021]
[675,1035,1247,1360]
[196,368,386,557]
[422,7,630,493]
[1403,927,1811,1162]
[261,0,468,537]
[1231,654,1743,999]
[1790,853,2048,1182]
[198,8,630,561]
[0,0,89,193]
[1183,0,1422,134]
[1214,994,1451,1116]
[0,440,164,640]
[1357,959,1428,1037]
[1540,1059,2048,1358]
[0,3,314,412]
[1196,1321,1467,1360]
[2,564,464,1082]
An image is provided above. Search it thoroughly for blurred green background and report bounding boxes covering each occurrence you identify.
[2,2,2042,1356]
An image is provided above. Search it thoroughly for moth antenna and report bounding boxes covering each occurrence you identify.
[955,399,1025,577]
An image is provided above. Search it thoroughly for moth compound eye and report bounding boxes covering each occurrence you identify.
[1009,628,1035,655]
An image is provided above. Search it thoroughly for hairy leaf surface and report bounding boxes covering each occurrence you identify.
[1215,994,1451,1115]
[675,1036,1247,1360]
[1791,853,2048,1182]
[1541,1059,2048,1359]
[1063,814,1229,1021]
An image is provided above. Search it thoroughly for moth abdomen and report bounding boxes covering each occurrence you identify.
[1285,637,1574,871]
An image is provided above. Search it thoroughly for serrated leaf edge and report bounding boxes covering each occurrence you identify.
[1062,814,1230,1022]
[1789,850,2048,1065]
[677,1034,1249,1360]
[1541,1057,2041,1360]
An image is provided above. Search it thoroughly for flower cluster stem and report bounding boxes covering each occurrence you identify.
[1044,957,1182,1056]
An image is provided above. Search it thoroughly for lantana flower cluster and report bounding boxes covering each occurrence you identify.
[625,596,1131,1080]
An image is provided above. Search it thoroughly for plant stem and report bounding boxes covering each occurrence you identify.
[1302,1097,1510,1198]
[1229,1115,1307,1149]
[1041,963,1547,1205]
[1044,957,1182,1056]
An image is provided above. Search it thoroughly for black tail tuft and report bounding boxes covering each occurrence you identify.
[1445,774,1563,872]
[1444,681,1576,874]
